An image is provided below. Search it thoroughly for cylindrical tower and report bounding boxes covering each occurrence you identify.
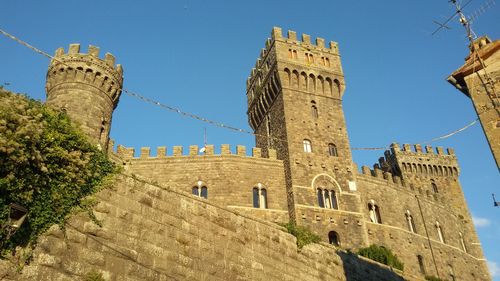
[45,44,123,151]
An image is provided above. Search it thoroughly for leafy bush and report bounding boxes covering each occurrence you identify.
[0,90,117,253]
[85,270,105,281]
[282,222,321,249]
[357,244,404,271]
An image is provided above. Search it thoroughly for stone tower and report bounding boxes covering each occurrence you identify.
[448,36,500,169]
[246,27,360,227]
[45,44,123,151]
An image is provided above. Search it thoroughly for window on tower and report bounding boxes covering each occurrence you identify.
[431,181,439,193]
[368,202,382,224]
[328,143,338,157]
[405,210,417,233]
[303,139,312,153]
[192,181,208,199]
[252,184,267,209]
[311,101,318,119]
[436,221,445,243]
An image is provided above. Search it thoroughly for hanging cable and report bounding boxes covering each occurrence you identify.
[0,27,482,151]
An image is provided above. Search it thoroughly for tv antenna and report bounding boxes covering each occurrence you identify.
[431,0,496,36]
[431,0,473,36]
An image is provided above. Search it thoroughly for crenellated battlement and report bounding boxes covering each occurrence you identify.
[108,141,279,161]
[246,27,340,92]
[245,27,344,130]
[375,143,460,179]
[46,44,123,107]
[270,26,339,53]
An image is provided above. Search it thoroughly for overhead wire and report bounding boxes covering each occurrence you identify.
[0,27,482,151]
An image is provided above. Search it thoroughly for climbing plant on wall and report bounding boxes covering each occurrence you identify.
[0,89,118,254]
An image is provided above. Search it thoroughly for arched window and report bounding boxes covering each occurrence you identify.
[328,231,340,246]
[192,186,199,196]
[436,221,445,243]
[303,139,312,153]
[252,184,267,209]
[317,188,324,208]
[260,188,267,209]
[311,101,318,119]
[318,189,338,209]
[328,143,338,157]
[331,190,338,209]
[192,181,208,199]
[405,210,417,233]
[368,201,382,224]
[459,232,467,253]
[324,190,332,208]
[200,186,208,199]
[431,181,438,193]
[417,255,426,274]
[253,188,259,208]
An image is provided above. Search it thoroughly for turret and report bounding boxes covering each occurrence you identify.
[45,44,124,151]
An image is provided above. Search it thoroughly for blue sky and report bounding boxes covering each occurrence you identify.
[1,0,499,278]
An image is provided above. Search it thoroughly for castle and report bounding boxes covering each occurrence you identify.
[12,27,492,280]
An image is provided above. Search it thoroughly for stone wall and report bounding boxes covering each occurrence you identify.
[357,173,490,280]
[2,173,410,281]
[115,145,289,224]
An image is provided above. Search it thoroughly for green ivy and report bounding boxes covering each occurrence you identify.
[85,270,105,281]
[0,89,118,253]
[357,244,404,271]
[281,222,321,249]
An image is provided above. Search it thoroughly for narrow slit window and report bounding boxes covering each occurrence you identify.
[317,188,324,208]
[303,139,312,153]
[311,101,318,119]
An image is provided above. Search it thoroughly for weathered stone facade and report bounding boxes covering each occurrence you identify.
[45,44,123,151]
[448,36,500,169]
[4,27,492,280]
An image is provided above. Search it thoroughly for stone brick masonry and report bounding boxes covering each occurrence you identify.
[1,27,494,280]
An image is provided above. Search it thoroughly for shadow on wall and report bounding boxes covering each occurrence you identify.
[337,251,405,281]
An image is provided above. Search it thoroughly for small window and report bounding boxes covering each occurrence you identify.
[311,101,318,119]
[318,189,338,210]
[292,50,298,59]
[317,188,324,208]
[328,231,340,246]
[252,184,267,209]
[406,210,417,233]
[192,186,199,196]
[368,202,382,224]
[331,190,338,209]
[253,188,259,208]
[303,139,312,153]
[200,186,208,199]
[436,221,445,243]
[417,255,425,274]
[324,190,332,208]
[192,181,208,199]
[328,143,338,157]
[431,181,438,193]
[459,232,467,253]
